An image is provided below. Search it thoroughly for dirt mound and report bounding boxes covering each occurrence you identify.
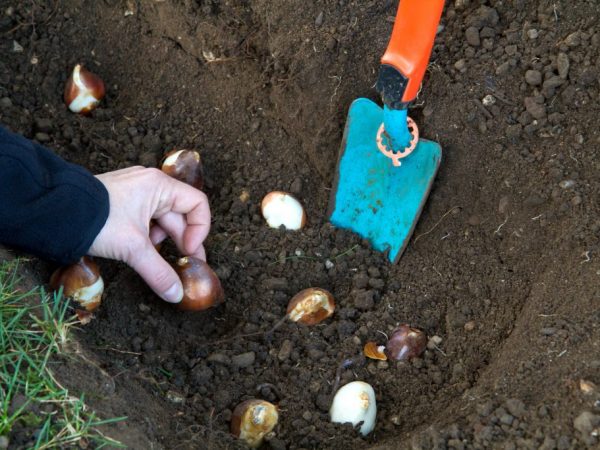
[1,0,599,448]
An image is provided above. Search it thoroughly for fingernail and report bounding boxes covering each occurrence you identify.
[163,282,183,303]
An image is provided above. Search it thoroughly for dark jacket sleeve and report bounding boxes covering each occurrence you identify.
[0,126,109,265]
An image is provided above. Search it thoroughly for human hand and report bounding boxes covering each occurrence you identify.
[88,166,211,303]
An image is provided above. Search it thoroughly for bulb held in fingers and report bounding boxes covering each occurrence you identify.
[161,149,204,190]
[64,64,105,114]
[175,256,224,311]
[231,399,279,448]
[385,324,427,361]
[261,191,306,230]
[287,288,335,325]
[49,256,103,311]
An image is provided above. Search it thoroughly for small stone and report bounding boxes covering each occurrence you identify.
[315,11,324,27]
[138,303,151,313]
[427,335,443,350]
[277,340,293,361]
[34,117,53,133]
[559,179,576,189]
[573,411,600,434]
[498,196,510,214]
[564,32,581,47]
[482,94,495,106]
[525,70,542,86]
[505,399,526,418]
[377,360,389,370]
[12,40,23,52]
[0,436,8,449]
[524,97,546,119]
[524,195,545,207]
[504,44,517,56]
[557,53,570,79]
[0,97,11,109]
[496,61,511,76]
[464,321,476,331]
[500,413,514,425]
[465,27,480,47]
[207,353,231,365]
[232,351,255,368]
[467,215,481,226]
[527,29,539,39]
[543,76,564,91]
[325,259,334,270]
[262,278,288,291]
[290,177,302,194]
[166,390,185,404]
[34,132,50,143]
[127,126,138,137]
[454,59,467,72]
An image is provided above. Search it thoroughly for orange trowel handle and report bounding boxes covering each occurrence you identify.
[378,0,445,108]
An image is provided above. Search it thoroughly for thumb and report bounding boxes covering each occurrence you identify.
[127,240,183,303]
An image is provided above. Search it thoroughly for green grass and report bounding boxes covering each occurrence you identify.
[0,259,125,449]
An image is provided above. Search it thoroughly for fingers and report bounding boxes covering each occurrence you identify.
[155,176,211,256]
[149,222,168,246]
[127,239,183,303]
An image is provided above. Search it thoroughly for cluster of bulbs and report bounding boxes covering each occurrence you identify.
[53,63,429,448]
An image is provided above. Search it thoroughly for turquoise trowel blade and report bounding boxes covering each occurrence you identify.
[328,98,442,263]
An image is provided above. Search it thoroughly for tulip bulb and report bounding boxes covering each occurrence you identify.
[231,399,279,448]
[161,149,204,190]
[49,256,103,311]
[385,325,427,361]
[287,288,335,325]
[330,381,377,436]
[261,191,306,230]
[63,64,105,114]
[175,256,224,311]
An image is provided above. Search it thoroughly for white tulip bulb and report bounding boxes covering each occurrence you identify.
[330,381,376,436]
[261,191,306,230]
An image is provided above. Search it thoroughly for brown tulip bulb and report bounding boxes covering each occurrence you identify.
[385,325,427,361]
[287,288,335,325]
[161,149,204,190]
[64,64,105,114]
[175,256,224,311]
[49,256,104,311]
[231,399,279,448]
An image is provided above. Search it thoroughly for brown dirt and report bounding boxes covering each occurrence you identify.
[1,0,600,449]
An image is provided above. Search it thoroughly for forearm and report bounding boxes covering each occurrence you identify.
[0,126,109,264]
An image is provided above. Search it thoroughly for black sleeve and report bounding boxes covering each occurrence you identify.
[0,126,109,265]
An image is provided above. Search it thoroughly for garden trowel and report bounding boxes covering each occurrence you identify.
[328,0,445,263]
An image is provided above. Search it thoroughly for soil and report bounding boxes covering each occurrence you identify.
[1,0,600,449]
